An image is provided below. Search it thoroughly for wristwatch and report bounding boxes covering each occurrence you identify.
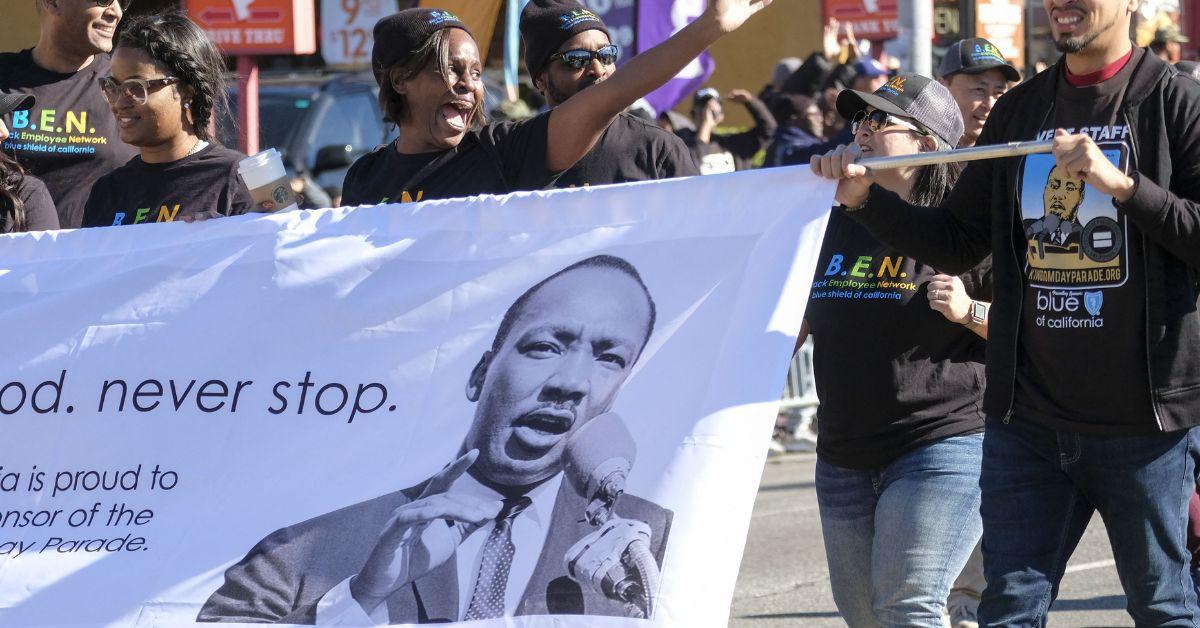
[969,301,988,325]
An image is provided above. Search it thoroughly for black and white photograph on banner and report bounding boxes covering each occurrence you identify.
[198,256,673,624]
[0,167,827,627]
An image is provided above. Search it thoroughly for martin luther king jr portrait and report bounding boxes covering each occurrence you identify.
[198,255,673,624]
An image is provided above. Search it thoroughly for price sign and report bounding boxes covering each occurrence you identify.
[321,0,398,67]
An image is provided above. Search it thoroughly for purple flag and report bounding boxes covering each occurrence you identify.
[582,0,637,66]
[637,0,715,115]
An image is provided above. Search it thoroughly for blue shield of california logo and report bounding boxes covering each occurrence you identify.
[1084,291,1103,317]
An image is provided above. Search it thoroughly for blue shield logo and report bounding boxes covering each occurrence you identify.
[1084,291,1103,317]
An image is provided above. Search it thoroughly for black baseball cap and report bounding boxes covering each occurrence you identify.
[0,93,34,117]
[371,9,471,87]
[937,38,1020,82]
[836,73,964,147]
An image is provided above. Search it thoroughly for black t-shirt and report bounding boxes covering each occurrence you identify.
[81,144,253,228]
[553,112,698,187]
[0,49,137,229]
[807,207,990,469]
[6,173,59,233]
[341,112,554,206]
[1014,48,1155,435]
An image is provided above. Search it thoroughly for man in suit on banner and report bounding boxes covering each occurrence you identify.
[198,255,672,624]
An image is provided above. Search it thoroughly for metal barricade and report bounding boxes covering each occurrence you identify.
[778,338,818,439]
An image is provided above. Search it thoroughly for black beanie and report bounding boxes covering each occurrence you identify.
[520,0,611,77]
[371,8,471,87]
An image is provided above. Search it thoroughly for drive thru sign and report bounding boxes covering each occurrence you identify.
[185,0,316,55]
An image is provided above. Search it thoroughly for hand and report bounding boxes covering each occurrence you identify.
[927,274,971,324]
[349,450,502,614]
[1051,128,1136,202]
[843,22,860,61]
[727,89,753,105]
[180,209,221,224]
[703,0,773,35]
[822,18,841,60]
[810,143,873,207]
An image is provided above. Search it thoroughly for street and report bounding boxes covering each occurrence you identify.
[730,453,1131,627]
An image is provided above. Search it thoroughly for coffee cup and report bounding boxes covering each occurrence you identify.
[238,148,298,213]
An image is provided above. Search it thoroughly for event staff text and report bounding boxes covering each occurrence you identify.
[1,370,395,423]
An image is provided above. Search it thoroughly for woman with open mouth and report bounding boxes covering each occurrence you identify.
[802,74,994,628]
[81,10,253,228]
[341,0,771,207]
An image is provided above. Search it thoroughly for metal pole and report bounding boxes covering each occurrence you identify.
[857,139,1053,170]
[237,55,259,156]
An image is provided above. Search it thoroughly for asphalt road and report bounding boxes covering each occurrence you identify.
[729,453,1132,627]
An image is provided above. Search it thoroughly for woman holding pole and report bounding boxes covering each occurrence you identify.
[799,74,992,627]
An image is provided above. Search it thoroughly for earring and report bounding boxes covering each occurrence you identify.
[184,103,191,109]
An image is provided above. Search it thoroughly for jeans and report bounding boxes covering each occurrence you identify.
[978,418,1200,627]
[816,434,984,628]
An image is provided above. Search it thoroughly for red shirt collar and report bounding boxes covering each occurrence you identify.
[1064,47,1134,87]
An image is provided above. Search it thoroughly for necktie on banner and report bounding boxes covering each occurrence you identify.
[0,167,833,627]
[463,496,532,620]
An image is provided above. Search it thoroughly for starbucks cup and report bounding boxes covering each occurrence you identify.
[238,148,298,213]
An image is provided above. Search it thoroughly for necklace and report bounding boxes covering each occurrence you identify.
[186,139,209,157]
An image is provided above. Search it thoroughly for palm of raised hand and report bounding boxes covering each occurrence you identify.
[707,0,773,34]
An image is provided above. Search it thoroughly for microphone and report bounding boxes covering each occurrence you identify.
[563,412,637,526]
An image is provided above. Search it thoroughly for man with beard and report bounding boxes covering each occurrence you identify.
[199,255,672,624]
[811,0,1200,624]
[1,0,137,228]
[521,0,697,187]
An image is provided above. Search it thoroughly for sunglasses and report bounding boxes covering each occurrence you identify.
[549,45,619,70]
[94,0,132,8]
[98,76,180,105]
[851,108,929,136]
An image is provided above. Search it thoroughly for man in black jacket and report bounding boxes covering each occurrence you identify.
[521,0,697,187]
[683,87,776,174]
[812,0,1200,625]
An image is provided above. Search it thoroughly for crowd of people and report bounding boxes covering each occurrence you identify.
[4,0,1200,627]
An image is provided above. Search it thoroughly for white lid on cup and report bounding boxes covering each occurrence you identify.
[238,148,287,188]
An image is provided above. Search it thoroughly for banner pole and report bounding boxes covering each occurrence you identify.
[857,140,1054,171]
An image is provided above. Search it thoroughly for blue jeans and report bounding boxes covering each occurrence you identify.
[816,434,984,628]
[978,418,1200,627]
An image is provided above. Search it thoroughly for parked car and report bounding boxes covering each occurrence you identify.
[219,71,395,207]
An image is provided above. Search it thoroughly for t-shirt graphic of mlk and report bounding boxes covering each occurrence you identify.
[1020,148,1127,289]
[198,255,672,624]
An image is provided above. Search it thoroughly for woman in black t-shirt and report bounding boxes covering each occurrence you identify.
[81,11,252,228]
[0,93,58,233]
[342,2,768,206]
[801,75,993,628]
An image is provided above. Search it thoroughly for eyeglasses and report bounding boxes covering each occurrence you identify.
[850,108,929,136]
[94,0,132,9]
[549,45,620,70]
[98,76,180,105]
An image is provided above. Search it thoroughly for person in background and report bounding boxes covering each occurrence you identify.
[0,94,58,233]
[1150,24,1188,64]
[520,0,697,187]
[0,0,137,229]
[758,56,801,104]
[933,35,1017,628]
[655,109,694,135]
[342,0,765,206]
[81,11,254,228]
[764,93,823,168]
[937,37,1019,149]
[682,87,776,175]
[801,74,990,628]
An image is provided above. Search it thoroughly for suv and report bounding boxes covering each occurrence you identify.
[219,72,395,204]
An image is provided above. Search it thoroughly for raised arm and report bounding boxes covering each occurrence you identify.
[546,0,772,172]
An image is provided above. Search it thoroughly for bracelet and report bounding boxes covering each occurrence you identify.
[840,189,868,213]
[839,196,870,212]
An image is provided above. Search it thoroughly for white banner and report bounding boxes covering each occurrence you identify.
[0,168,831,627]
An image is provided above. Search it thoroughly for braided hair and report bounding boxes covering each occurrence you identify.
[116,11,228,142]
[0,152,27,233]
